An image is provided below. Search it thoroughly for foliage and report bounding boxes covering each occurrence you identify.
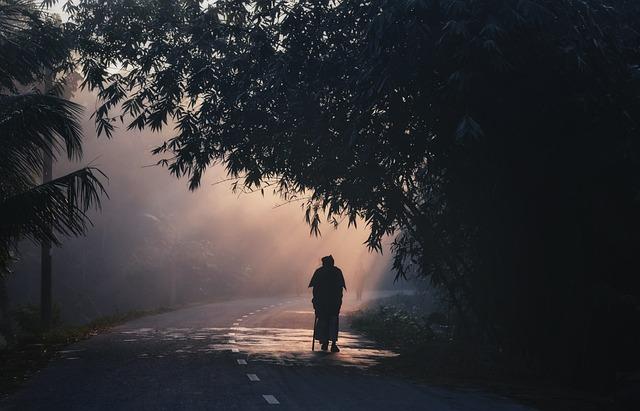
[11,304,61,335]
[350,302,498,380]
[64,0,640,387]
[351,305,437,349]
[0,0,107,273]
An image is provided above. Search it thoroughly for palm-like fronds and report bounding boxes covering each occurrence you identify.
[0,0,107,272]
[0,167,107,248]
[0,0,70,91]
[0,93,83,188]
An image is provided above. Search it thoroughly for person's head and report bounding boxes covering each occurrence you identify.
[321,255,334,267]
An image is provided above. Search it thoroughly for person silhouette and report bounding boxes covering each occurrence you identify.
[308,255,346,352]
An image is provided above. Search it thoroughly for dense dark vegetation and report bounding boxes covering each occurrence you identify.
[0,0,105,343]
[60,0,640,392]
[350,296,617,410]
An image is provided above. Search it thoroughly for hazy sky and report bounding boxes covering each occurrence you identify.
[10,83,394,321]
[70,85,392,280]
[8,2,396,321]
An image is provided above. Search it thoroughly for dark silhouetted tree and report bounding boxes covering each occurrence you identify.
[65,0,640,386]
[0,0,107,336]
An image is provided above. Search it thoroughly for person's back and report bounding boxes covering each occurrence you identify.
[308,255,346,352]
[311,266,343,313]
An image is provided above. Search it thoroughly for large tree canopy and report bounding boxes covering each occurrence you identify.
[66,0,640,385]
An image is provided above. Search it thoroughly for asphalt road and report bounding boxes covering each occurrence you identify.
[2,293,534,410]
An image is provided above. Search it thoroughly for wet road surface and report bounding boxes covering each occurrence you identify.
[1,293,535,410]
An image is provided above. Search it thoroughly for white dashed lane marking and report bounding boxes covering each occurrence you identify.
[58,349,85,354]
[263,395,280,405]
[237,319,243,322]
[228,339,236,344]
[247,374,260,381]
[231,348,239,353]
[232,323,239,326]
[237,359,247,365]
[242,315,248,318]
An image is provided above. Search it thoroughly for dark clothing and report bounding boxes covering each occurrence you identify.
[309,264,346,343]
[315,314,339,343]
[309,265,346,316]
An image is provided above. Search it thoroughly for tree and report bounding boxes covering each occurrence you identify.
[0,0,107,337]
[66,0,640,386]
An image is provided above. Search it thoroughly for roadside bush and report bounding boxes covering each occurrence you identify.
[350,300,507,382]
[11,304,61,336]
[351,305,439,350]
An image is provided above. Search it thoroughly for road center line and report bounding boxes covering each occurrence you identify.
[262,395,280,405]
[247,373,260,381]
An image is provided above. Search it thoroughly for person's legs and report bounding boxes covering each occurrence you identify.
[316,315,330,350]
[329,314,340,352]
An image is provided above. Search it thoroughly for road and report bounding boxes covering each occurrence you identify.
[2,293,534,410]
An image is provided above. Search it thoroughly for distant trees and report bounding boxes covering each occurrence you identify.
[0,0,106,338]
[66,0,640,386]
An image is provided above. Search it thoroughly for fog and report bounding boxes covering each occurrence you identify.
[8,87,399,323]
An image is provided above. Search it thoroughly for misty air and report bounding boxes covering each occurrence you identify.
[1,1,639,410]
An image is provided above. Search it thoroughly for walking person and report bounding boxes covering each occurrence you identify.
[309,255,346,352]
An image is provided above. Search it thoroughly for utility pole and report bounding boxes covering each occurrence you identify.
[40,73,53,331]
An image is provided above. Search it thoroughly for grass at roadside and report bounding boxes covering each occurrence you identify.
[350,296,612,411]
[0,307,171,399]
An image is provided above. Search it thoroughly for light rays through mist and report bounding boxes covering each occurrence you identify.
[9,86,394,322]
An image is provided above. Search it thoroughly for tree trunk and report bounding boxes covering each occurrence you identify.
[40,238,52,331]
[0,272,12,346]
[40,110,53,331]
